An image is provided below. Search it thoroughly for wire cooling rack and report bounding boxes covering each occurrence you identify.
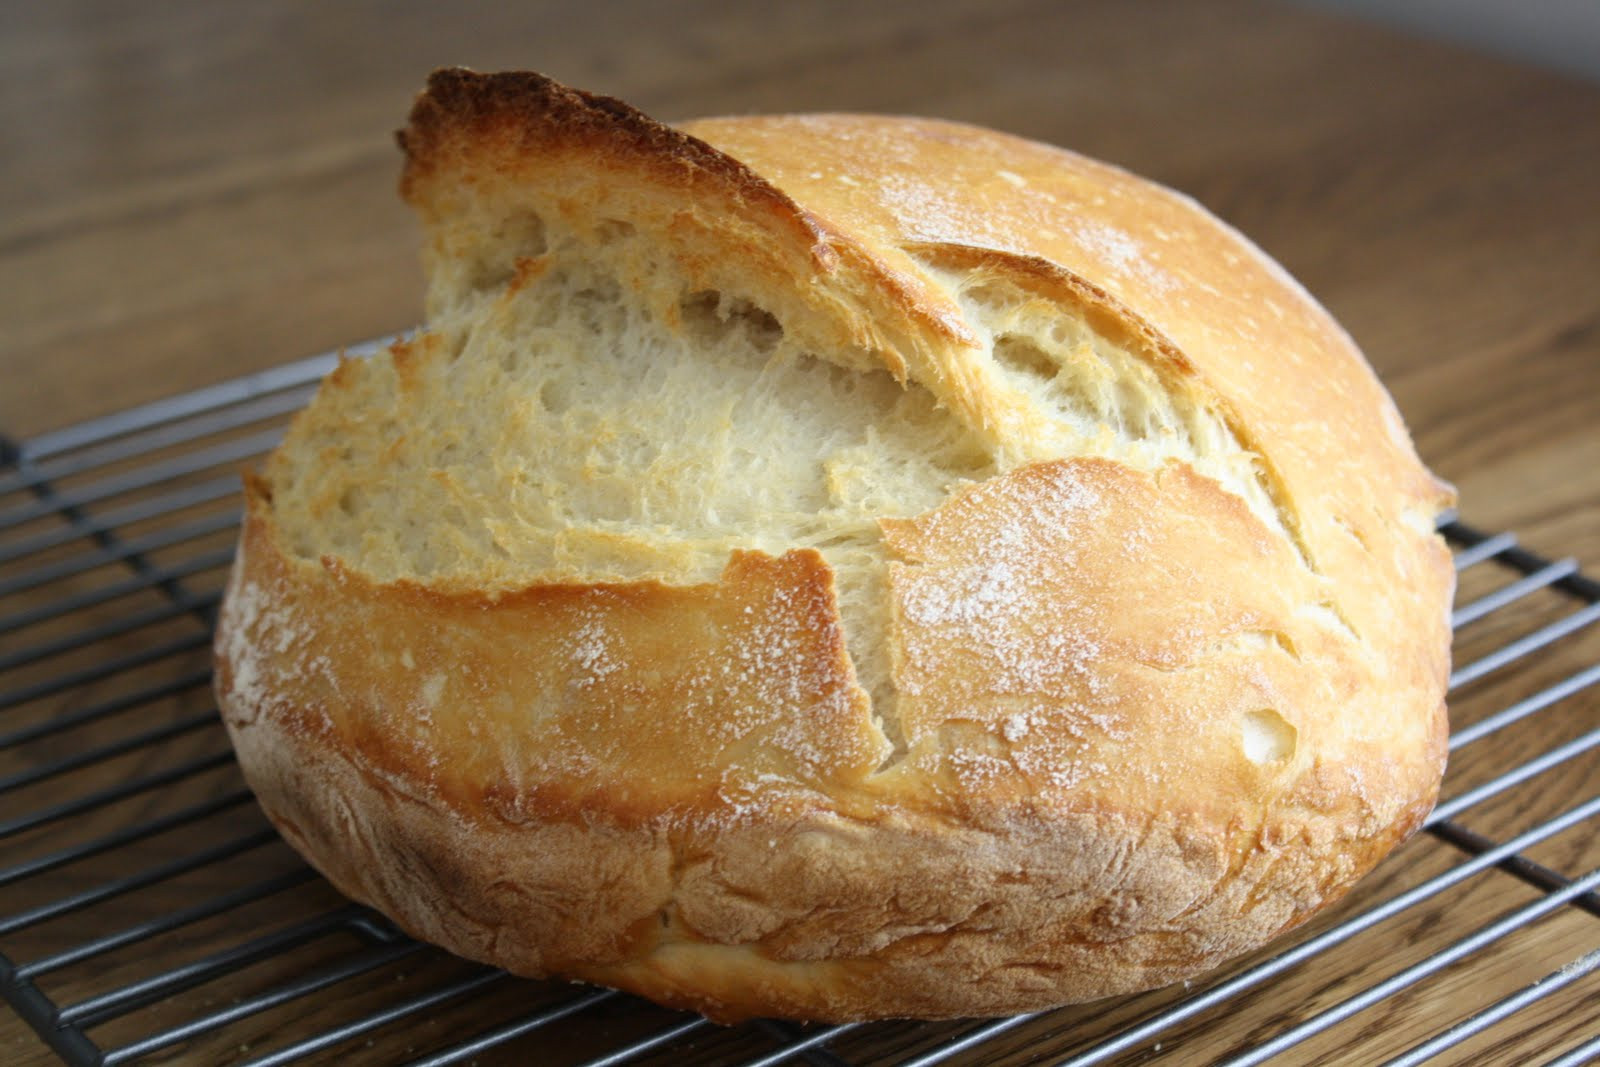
[2,345,1597,1066]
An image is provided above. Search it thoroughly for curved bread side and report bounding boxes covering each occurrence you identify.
[219,453,1443,1021]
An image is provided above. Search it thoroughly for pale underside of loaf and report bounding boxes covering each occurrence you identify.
[216,70,1456,1021]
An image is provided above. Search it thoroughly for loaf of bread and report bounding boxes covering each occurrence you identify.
[214,68,1455,1022]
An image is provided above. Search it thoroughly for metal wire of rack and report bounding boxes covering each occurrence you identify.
[1,346,1597,1066]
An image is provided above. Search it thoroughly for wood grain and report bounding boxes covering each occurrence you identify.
[2,1,1598,1064]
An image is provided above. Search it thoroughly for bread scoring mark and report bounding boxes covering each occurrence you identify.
[267,196,1005,747]
[914,255,1296,549]
[266,197,1343,813]
[365,73,1345,771]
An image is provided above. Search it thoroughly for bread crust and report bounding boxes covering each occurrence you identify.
[215,69,1454,1021]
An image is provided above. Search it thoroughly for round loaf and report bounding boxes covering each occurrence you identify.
[214,69,1455,1022]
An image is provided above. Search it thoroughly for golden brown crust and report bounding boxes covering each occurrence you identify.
[399,69,838,272]
[216,69,1454,1022]
[223,484,888,822]
[219,503,1402,1021]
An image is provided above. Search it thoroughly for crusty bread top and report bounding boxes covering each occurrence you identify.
[257,61,1456,812]
[219,70,1456,1018]
[395,67,1450,612]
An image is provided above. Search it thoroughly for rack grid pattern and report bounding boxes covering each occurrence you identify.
[2,347,1597,1065]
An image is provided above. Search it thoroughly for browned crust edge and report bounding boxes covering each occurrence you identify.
[399,68,839,272]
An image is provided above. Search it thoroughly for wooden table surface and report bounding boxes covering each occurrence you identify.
[3,1,1598,1065]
